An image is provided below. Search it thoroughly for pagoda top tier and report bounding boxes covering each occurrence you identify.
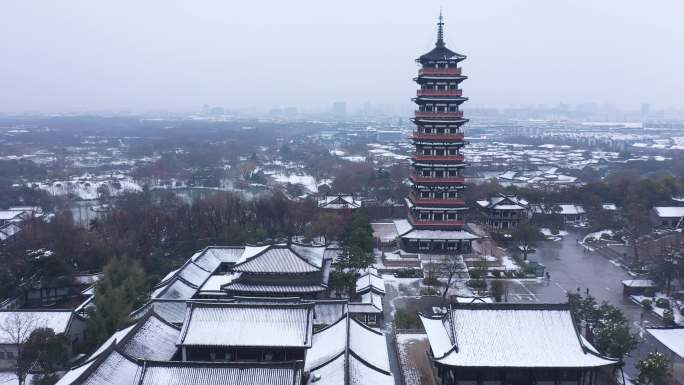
[417,12,466,63]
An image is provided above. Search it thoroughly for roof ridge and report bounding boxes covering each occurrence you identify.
[350,315,381,335]
[231,244,272,269]
[307,351,345,372]
[348,350,392,376]
[283,244,323,270]
[313,313,347,334]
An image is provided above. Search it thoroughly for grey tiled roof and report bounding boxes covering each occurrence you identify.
[222,282,326,294]
[234,246,320,274]
[178,302,314,348]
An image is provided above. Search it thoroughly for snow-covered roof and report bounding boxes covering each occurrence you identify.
[118,312,180,360]
[312,300,348,326]
[0,223,22,240]
[621,279,656,288]
[371,222,399,243]
[0,210,25,221]
[400,228,479,241]
[194,246,245,266]
[646,328,684,358]
[0,310,76,344]
[233,245,323,274]
[222,282,327,294]
[420,303,618,368]
[57,348,142,385]
[602,203,618,211]
[139,361,304,385]
[556,204,586,215]
[90,311,180,361]
[305,315,392,385]
[653,206,684,218]
[57,346,303,385]
[354,292,383,313]
[318,194,361,209]
[151,276,197,300]
[355,271,385,295]
[130,299,189,325]
[477,195,529,210]
[393,219,414,237]
[197,274,239,294]
[177,302,314,348]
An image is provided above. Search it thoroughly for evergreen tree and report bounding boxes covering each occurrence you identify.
[635,352,671,385]
[20,328,69,383]
[85,255,148,349]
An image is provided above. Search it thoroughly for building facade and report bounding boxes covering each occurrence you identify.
[398,14,478,253]
[420,303,619,385]
[476,194,530,230]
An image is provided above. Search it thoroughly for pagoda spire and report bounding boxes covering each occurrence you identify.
[436,10,445,47]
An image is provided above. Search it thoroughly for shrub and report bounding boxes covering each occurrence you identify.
[551,228,560,235]
[641,299,653,310]
[420,286,439,296]
[655,298,670,309]
[394,268,423,278]
[680,308,684,317]
[394,309,422,329]
[663,309,675,325]
[469,270,482,279]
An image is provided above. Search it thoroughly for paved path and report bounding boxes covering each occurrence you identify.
[500,230,663,378]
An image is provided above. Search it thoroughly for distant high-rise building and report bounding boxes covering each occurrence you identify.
[332,101,347,116]
[397,13,478,253]
[641,103,651,117]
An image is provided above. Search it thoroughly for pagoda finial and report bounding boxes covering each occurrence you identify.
[436,9,445,47]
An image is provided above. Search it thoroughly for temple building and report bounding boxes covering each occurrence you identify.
[56,299,393,385]
[476,194,531,230]
[139,243,384,327]
[420,303,619,385]
[150,244,334,300]
[317,193,362,210]
[394,13,478,253]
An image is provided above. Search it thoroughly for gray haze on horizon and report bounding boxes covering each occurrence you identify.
[1,0,682,114]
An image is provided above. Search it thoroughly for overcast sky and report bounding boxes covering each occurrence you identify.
[1,0,682,113]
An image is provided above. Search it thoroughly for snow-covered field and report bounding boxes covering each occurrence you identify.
[267,171,332,193]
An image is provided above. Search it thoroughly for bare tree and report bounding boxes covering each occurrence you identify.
[0,312,38,385]
[441,254,465,299]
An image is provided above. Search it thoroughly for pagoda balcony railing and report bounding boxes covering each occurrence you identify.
[409,194,465,206]
[408,213,465,228]
[412,155,465,162]
[416,89,463,97]
[414,111,464,118]
[412,132,464,141]
[418,67,462,76]
[409,174,465,185]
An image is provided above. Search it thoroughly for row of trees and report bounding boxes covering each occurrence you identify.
[0,189,357,301]
[567,291,674,385]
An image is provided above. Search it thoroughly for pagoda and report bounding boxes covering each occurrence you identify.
[396,13,478,253]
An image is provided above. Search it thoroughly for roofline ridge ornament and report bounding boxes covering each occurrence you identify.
[436,9,445,47]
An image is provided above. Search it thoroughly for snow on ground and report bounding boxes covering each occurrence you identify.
[268,172,332,193]
[630,293,684,325]
[583,229,615,243]
[500,255,520,271]
[540,228,568,240]
[396,333,436,385]
[35,175,142,200]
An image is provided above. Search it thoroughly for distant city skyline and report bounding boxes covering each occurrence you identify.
[1,0,683,114]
